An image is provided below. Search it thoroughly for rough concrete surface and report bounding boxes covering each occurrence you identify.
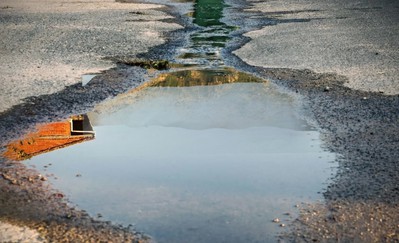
[234,0,399,94]
[0,0,181,112]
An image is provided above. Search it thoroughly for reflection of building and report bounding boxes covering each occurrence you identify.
[150,69,264,87]
[4,115,95,161]
[88,68,268,119]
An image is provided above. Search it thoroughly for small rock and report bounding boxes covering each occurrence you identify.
[280,223,286,227]
[324,86,330,92]
[54,193,64,198]
[272,218,280,223]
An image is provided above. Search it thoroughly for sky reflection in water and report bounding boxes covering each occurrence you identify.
[27,70,335,243]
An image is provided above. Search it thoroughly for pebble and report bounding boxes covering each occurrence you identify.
[272,218,280,223]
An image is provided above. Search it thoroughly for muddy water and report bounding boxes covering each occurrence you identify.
[25,69,335,242]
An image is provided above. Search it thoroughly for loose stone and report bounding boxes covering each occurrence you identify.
[272,218,280,223]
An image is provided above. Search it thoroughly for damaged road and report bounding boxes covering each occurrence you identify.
[1,0,398,242]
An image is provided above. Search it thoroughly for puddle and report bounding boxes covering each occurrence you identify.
[24,69,335,242]
[5,0,336,242]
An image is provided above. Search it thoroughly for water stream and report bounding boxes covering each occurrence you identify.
[15,0,337,242]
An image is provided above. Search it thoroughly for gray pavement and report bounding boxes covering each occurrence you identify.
[234,0,399,94]
[0,0,181,112]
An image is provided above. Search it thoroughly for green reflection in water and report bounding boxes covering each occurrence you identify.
[193,0,236,46]
[149,68,264,87]
[180,0,236,61]
[193,0,226,27]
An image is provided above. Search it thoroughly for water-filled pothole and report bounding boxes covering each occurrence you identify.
[3,0,337,241]
[22,69,335,242]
